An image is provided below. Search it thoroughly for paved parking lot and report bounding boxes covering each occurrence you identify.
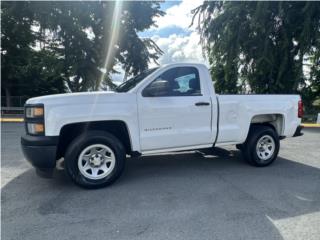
[1,123,320,240]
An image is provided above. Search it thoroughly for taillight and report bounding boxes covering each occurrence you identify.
[298,99,303,118]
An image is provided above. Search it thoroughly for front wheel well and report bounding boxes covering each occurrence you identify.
[56,120,132,159]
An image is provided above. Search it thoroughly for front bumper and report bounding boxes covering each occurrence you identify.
[21,135,59,170]
[293,125,304,137]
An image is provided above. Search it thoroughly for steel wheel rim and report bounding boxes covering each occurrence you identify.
[256,135,275,161]
[78,144,116,180]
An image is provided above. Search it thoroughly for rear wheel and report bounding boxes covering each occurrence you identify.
[64,130,126,189]
[242,125,279,167]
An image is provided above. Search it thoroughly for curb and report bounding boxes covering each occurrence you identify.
[301,123,320,128]
[1,118,24,123]
[1,118,320,127]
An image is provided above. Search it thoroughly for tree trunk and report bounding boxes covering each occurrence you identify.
[5,87,12,107]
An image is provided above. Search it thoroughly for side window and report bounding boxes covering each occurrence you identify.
[142,67,201,97]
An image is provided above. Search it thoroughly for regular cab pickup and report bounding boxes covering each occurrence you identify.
[21,63,303,188]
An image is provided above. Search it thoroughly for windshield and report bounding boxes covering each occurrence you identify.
[115,68,158,92]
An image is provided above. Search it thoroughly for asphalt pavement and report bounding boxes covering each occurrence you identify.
[1,123,320,240]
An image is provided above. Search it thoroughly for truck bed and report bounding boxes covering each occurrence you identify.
[216,94,301,144]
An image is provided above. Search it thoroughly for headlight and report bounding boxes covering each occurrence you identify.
[25,106,44,118]
[25,104,45,135]
[27,123,45,135]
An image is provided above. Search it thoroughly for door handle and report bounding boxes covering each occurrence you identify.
[195,102,210,106]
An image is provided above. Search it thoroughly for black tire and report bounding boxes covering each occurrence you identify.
[236,144,243,150]
[242,125,279,167]
[64,130,126,189]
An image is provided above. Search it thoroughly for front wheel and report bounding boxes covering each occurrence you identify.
[242,125,280,167]
[64,130,126,189]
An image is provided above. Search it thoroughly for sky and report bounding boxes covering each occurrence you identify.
[113,0,208,83]
[141,0,208,67]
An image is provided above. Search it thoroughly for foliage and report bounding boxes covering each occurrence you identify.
[193,1,320,110]
[1,1,164,105]
[1,2,37,106]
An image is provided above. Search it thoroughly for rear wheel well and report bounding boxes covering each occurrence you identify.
[250,114,284,136]
[56,121,132,159]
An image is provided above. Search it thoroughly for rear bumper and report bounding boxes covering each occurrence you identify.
[21,135,58,170]
[293,125,304,137]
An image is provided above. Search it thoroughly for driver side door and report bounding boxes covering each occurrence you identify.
[137,66,212,151]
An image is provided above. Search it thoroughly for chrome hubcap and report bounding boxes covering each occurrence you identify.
[78,144,115,180]
[89,154,104,167]
[256,135,275,161]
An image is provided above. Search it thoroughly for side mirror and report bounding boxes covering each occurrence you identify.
[143,79,170,97]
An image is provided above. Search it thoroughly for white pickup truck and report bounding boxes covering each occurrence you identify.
[21,63,303,188]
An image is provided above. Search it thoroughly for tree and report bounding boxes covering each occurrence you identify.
[192,1,320,105]
[1,1,164,106]
[1,1,36,106]
[29,1,164,91]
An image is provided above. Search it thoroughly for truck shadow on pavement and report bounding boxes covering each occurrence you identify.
[2,147,320,240]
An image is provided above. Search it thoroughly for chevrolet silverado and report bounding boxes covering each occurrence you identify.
[21,63,303,188]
